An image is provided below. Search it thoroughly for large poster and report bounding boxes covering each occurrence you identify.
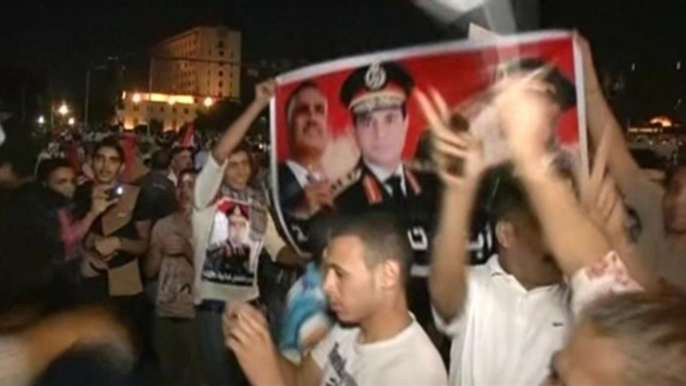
[270,31,587,271]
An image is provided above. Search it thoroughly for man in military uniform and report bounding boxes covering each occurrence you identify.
[329,61,440,327]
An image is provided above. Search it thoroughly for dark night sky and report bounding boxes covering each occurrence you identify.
[2,0,686,122]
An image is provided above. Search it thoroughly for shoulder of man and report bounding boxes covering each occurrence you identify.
[331,167,363,198]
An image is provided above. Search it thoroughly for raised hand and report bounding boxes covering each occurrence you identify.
[417,88,485,188]
[493,68,555,161]
[223,303,284,386]
[255,79,277,106]
[91,185,118,215]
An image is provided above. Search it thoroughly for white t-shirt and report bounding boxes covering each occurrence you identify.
[192,155,286,305]
[311,319,447,386]
[435,253,644,386]
[434,256,572,386]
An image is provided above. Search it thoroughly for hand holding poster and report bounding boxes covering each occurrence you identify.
[271,31,587,270]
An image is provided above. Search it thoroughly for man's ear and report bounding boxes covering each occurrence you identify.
[495,220,516,249]
[378,260,401,290]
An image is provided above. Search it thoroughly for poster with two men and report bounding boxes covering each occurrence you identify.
[269,31,587,277]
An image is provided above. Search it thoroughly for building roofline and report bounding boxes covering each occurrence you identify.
[152,25,237,52]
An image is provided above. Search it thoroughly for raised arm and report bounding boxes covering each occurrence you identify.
[195,80,276,209]
[576,33,643,194]
[496,74,611,276]
[212,80,275,163]
[418,90,486,322]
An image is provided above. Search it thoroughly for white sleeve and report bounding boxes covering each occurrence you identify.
[432,268,477,337]
[194,154,225,210]
[570,251,645,318]
[0,337,31,386]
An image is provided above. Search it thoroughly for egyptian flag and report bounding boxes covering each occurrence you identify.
[178,123,196,148]
[119,132,149,183]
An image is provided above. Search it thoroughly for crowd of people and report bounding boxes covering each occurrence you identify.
[0,34,684,386]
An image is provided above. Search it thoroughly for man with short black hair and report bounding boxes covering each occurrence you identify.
[223,212,447,386]
[73,137,152,349]
[37,158,77,200]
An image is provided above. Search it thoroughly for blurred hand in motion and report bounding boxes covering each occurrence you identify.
[22,306,134,377]
[303,181,334,214]
[493,69,556,161]
[222,303,284,386]
[417,88,486,188]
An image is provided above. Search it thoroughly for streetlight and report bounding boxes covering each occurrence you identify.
[203,97,214,108]
[37,115,45,125]
[68,117,75,126]
[58,103,69,116]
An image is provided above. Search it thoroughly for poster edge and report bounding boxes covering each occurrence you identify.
[275,29,573,84]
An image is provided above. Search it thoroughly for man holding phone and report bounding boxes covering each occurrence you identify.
[73,137,153,359]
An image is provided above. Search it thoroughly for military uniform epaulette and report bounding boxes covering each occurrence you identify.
[404,160,435,174]
[331,167,362,197]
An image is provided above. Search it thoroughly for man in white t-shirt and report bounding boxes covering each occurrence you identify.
[223,213,447,386]
[419,75,647,386]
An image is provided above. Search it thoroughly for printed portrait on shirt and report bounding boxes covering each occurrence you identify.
[202,199,260,286]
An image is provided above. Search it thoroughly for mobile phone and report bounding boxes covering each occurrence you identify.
[107,185,124,200]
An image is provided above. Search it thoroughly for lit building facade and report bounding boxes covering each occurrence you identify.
[117,91,214,131]
[152,26,241,100]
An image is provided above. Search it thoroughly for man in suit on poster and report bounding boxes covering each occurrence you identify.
[277,81,334,219]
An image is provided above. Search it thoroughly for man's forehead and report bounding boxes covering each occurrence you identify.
[325,236,366,264]
[355,105,403,119]
[95,147,121,158]
[296,87,326,103]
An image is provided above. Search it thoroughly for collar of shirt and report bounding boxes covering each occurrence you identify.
[286,160,311,188]
[486,255,565,295]
[365,162,406,195]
